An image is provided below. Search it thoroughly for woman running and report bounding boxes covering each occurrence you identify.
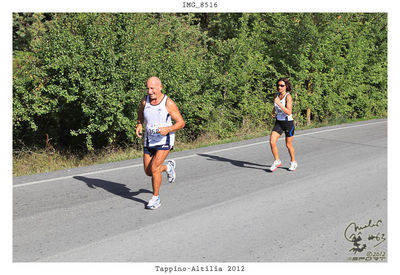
[269,77,297,172]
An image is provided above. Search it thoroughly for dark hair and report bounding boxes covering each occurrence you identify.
[276,77,292,92]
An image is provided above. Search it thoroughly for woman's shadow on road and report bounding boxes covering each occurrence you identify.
[73,176,152,207]
[198,153,288,172]
[198,153,270,171]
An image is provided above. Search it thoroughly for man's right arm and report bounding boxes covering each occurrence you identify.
[136,97,146,138]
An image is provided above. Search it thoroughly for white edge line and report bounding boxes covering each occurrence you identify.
[13,120,386,188]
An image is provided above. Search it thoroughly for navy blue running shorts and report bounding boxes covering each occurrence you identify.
[272,120,295,137]
[144,145,173,157]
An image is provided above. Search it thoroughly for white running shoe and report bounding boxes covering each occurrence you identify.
[166,160,176,183]
[269,160,282,172]
[288,161,298,171]
[146,196,161,210]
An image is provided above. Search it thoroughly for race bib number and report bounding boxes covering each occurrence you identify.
[146,124,164,144]
[147,127,159,136]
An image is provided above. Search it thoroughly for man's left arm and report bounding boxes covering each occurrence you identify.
[158,98,185,136]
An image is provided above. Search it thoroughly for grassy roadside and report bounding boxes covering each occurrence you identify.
[13,117,382,177]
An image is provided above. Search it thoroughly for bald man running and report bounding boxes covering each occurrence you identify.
[136,77,185,210]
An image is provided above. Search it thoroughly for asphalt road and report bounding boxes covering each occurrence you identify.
[13,119,387,262]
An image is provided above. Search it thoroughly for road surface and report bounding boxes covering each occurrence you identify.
[13,119,387,262]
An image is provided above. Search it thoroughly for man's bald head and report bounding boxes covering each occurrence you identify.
[147,76,162,87]
[146,76,163,100]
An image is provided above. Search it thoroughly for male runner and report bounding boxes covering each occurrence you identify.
[136,76,185,209]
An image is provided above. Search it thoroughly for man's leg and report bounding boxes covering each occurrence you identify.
[143,153,153,177]
[149,150,170,196]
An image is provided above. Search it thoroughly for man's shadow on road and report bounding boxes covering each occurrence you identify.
[73,176,152,207]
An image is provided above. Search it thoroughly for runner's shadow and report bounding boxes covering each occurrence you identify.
[73,176,152,206]
[198,153,269,171]
[265,165,289,173]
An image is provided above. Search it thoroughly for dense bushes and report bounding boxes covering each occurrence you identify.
[13,13,387,151]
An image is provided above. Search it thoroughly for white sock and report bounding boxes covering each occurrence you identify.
[166,163,172,173]
[152,195,159,200]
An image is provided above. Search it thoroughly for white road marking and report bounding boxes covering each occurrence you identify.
[13,120,386,188]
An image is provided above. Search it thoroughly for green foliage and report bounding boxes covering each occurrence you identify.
[13,13,387,152]
[13,13,209,150]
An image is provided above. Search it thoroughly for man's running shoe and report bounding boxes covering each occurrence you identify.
[288,161,298,171]
[146,196,161,210]
[166,160,176,183]
[269,160,282,172]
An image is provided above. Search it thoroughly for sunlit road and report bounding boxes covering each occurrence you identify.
[13,119,387,262]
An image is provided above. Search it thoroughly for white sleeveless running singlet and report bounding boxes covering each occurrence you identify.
[274,93,293,121]
[143,95,175,147]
